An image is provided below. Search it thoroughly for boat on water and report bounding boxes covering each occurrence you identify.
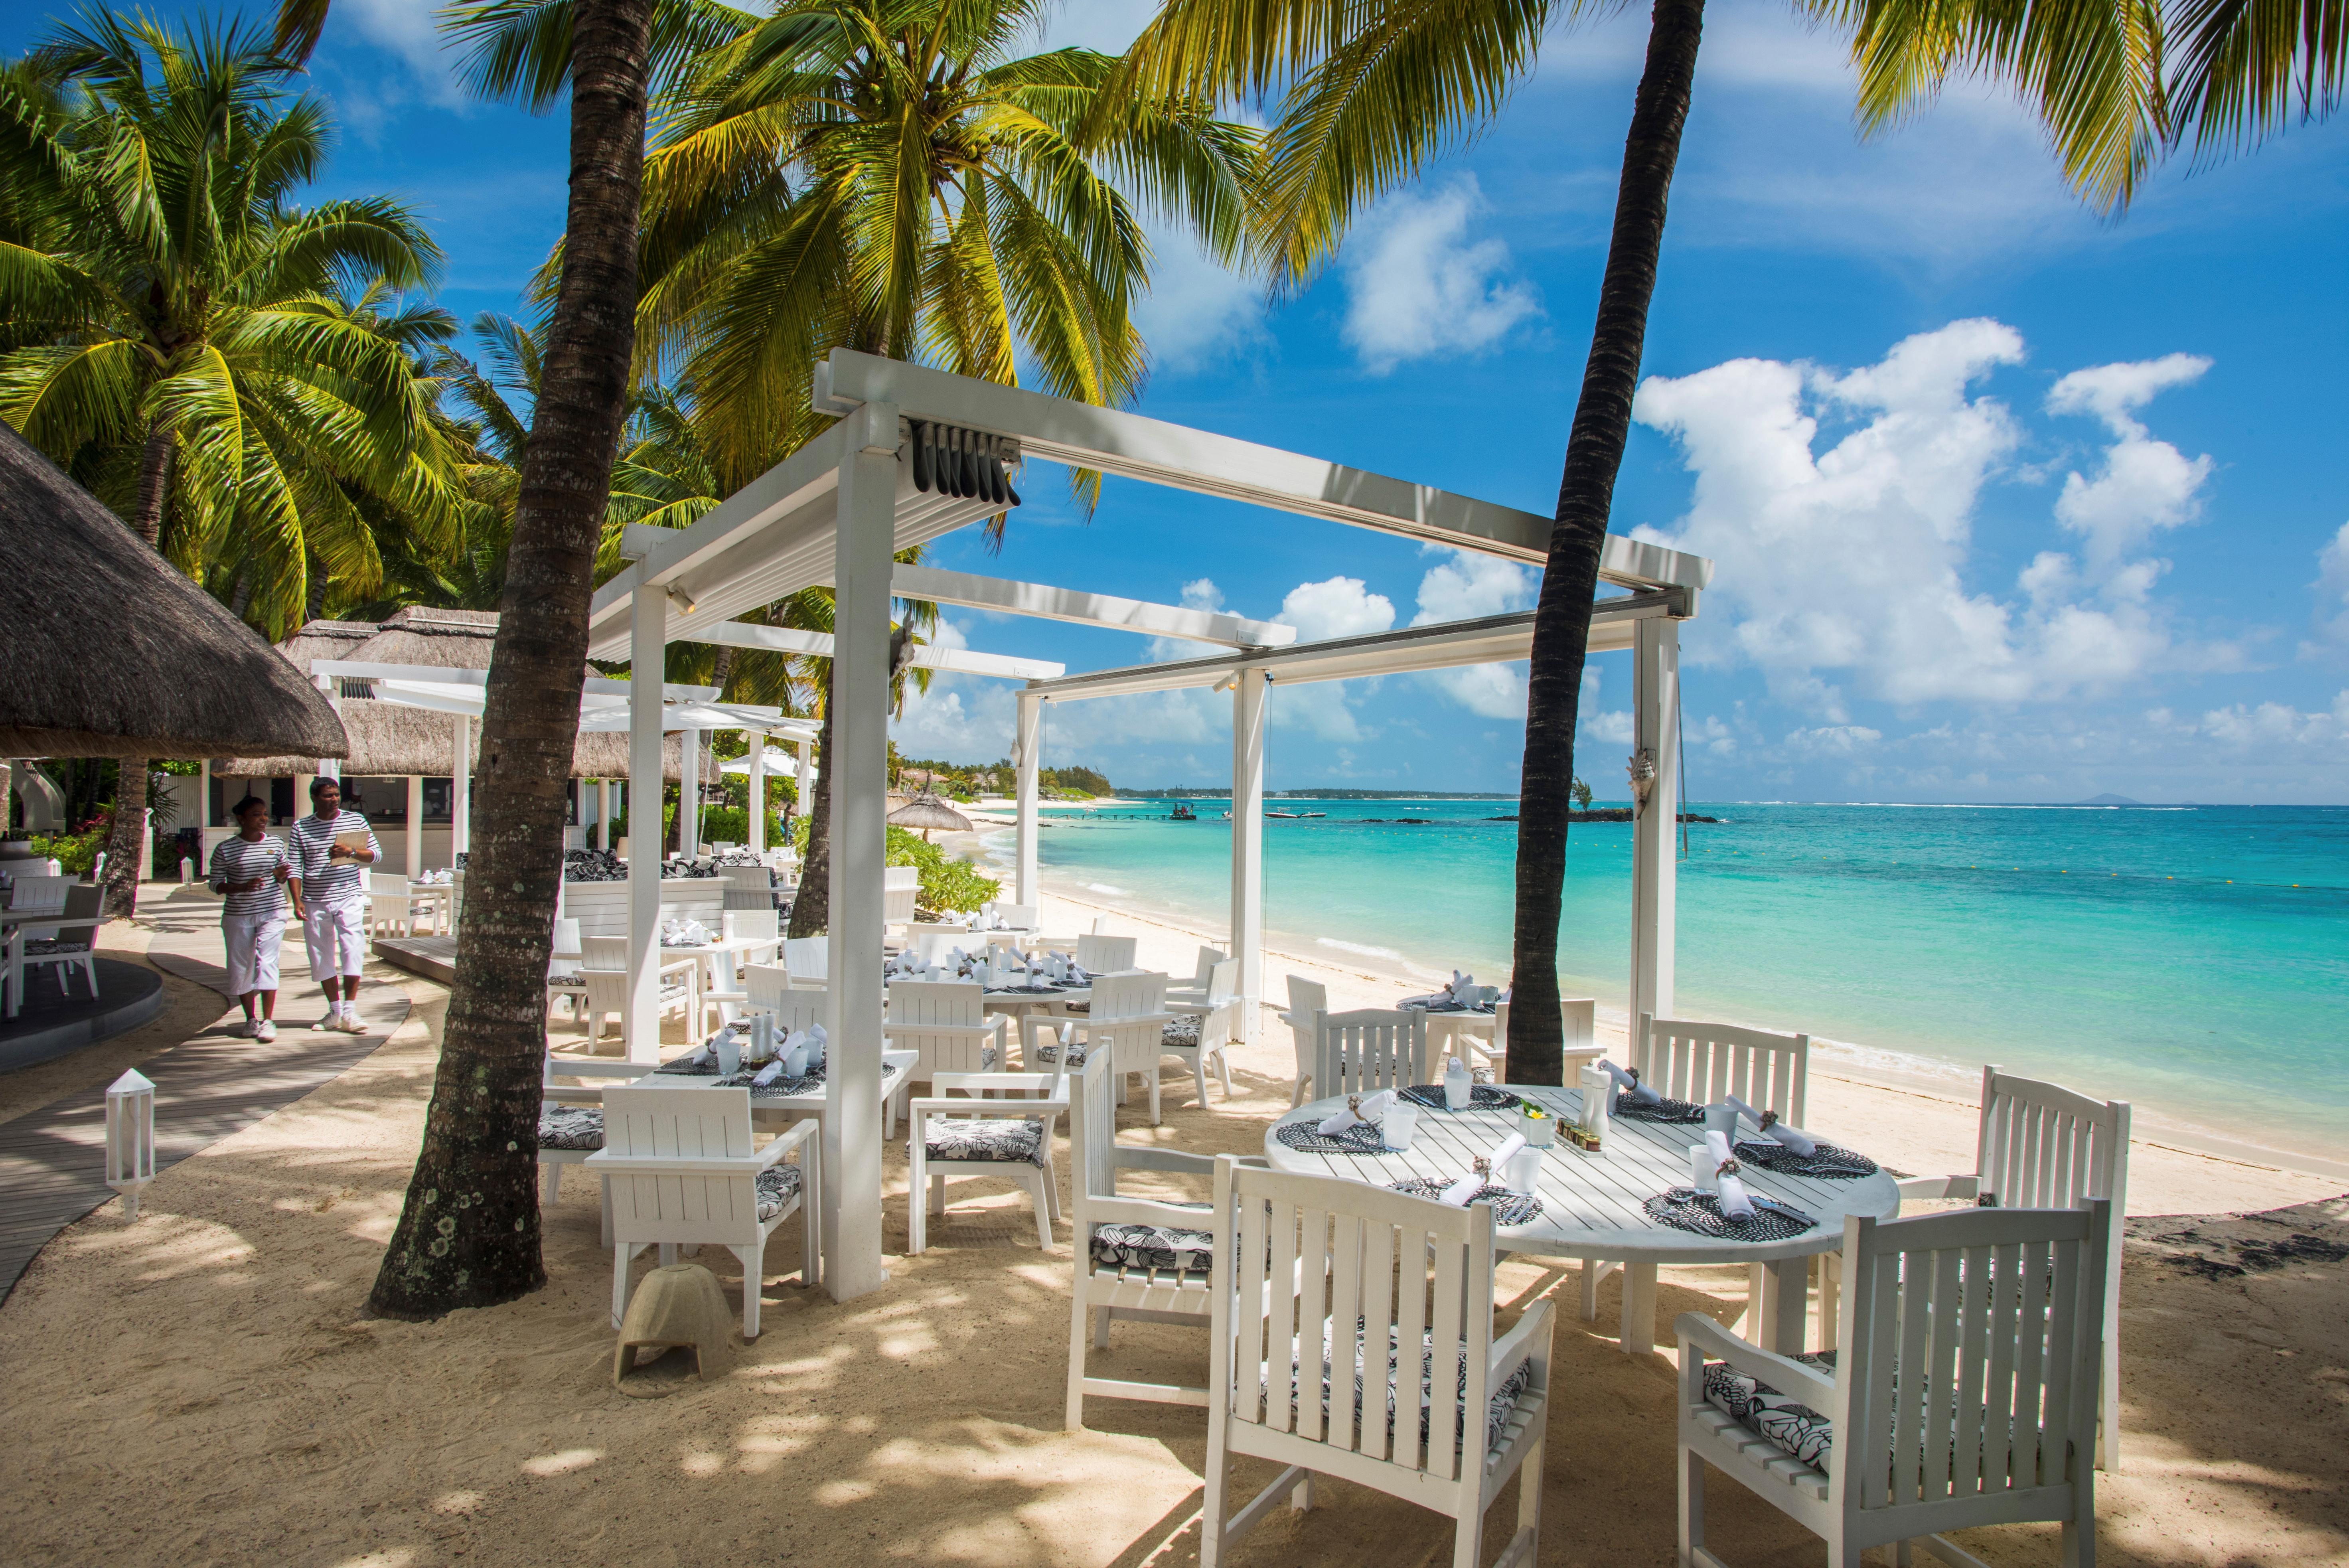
[1169,802,1198,821]
[1265,810,1301,818]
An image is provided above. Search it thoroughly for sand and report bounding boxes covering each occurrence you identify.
[2,883,2345,1566]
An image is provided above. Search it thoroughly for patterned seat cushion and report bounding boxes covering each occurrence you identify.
[1031,1039,1088,1067]
[537,1105,606,1151]
[923,1116,1048,1167]
[22,938,84,956]
[1271,1318,1538,1456]
[754,1162,804,1220]
[1704,1353,1837,1470]
[1162,1017,1201,1049]
[1090,1220,1216,1276]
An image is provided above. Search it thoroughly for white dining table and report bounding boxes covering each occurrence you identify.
[1402,999,1499,1068]
[1264,1085,1899,1355]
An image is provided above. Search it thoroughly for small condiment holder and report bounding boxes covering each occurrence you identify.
[1517,1102,1557,1147]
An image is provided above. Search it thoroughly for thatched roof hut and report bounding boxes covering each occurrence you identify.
[219,606,689,781]
[0,423,347,762]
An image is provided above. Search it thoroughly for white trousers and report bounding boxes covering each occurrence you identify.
[223,914,286,996]
[303,899,367,981]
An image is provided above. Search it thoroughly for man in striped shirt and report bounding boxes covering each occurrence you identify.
[291,777,379,1033]
[207,795,297,1041]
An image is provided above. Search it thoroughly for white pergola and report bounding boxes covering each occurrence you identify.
[586,349,1714,1301]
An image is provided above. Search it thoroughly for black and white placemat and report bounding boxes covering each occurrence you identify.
[1733,1139,1879,1178]
[1386,1179,1543,1226]
[1643,1186,1817,1239]
[1276,1119,1391,1155]
[1612,1091,1706,1124]
[1399,1083,1524,1112]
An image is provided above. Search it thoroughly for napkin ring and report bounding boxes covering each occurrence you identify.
[1346,1094,1362,1115]
[1472,1156,1491,1179]
[1716,1158,1741,1179]
[1757,1110,1779,1132]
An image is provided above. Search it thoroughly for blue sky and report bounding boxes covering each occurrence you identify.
[12,0,2347,802]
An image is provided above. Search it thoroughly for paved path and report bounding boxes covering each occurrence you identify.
[0,894,413,1305]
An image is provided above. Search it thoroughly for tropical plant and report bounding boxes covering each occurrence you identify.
[0,12,454,917]
[1123,0,2339,1083]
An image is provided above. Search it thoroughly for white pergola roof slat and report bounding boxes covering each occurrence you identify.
[816,349,1711,596]
[680,618,1065,679]
[890,563,1295,648]
[1022,593,1672,703]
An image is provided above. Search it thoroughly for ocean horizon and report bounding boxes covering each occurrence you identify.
[986,797,2348,1166]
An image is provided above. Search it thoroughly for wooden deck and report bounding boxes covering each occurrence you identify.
[0,898,411,1306]
[0,958,163,1072]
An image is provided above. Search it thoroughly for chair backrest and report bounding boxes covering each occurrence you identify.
[5,872,71,913]
[1086,970,1167,1023]
[1637,1014,1809,1125]
[579,935,628,970]
[884,979,991,1078]
[549,916,583,978]
[748,987,830,1039]
[1831,1201,2112,1518]
[1071,1051,1122,1210]
[912,930,966,966]
[1284,975,1330,1080]
[1076,933,1137,973]
[883,885,919,925]
[600,1084,763,1237]
[43,883,104,951]
[1092,915,1112,934]
[1212,1158,1499,1481]
[985,901,1038,930]
[884,865,920,892]
[1186,944,1227,988]
[1195,959,1244,1046]
[370,871,408,897]
[782,936,828,983]
[722,908,780,944]
[742,963,793,1013]
[578,968,627,1025]
[1973,1066,2130,1212]
[1496,997,1598,1056]
[1314,1009,1428,1098]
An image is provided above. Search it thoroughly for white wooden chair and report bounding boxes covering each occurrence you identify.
[17,883,103,998]
[1064,1049,1240,1428]
[537,1051,649,1241]
[1158,957,1238,1111]
[1313,1007,1429,1100]
[906,1060,1067,1252]
[1677,1199,2114,1568]
[587,1082,823,1337]
[7,872,72,940]
[1894,1065,2131,1470]
[1279,975,1328,1106]
[1201,1157,1555,1568]
[1075,932,1137,973]
[782,935,828,987]
[884,978,1009,1085]
[1478,997,1602,1080]
[1163,944,1228,1008]
[722,907,781,965]
[982,901,1038,930]
[882,865,920,929]
[717,865,774,910]
[1067,970,1180,1124]
[367,871,414,938]
[572,940,696,1053]
[545,916,585,1023]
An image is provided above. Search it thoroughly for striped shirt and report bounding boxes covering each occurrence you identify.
[290,811,379,905]
[208,835,290,920]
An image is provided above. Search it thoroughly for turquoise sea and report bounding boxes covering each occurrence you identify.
[994,800,2349,1161]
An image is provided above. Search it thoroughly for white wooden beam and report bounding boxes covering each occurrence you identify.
[1629,618,1680,1031]
[817,349,1713,594]
[1230,671,1266,1045]
[679,619,1064,679]
[1015,691,1041,906]
[890,564,1295,648]
[626,591,666,1064]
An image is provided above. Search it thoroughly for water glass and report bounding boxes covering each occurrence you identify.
[1504,1145,1543,1196]
[1703,1102,1739,1140]
[1384,1103,1419,1151]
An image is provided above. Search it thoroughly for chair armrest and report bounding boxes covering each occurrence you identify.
[1082,1194,1221,1230]
[1489,1295,1555,1391]
[1674,1311,1838,1410]
[911,1093,1061,1120]
[702,989,749,1004]
[540,1085,608,1106]
[754,1116,819,1167]
[1112,1146,1218,1176]
[543,1056,650,1081]
[931,1070,1061,1098]
[1895,1174,1979,1201]
[658,957,699,980]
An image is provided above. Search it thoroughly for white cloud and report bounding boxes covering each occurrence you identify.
[2198,691,2349,749]
[1135,227,1267,375]
[1267,577,1397,741]
[1340,178,1542,374]
[890,619,1015,758]
[331,0,464,103]
[1581,710,1634,744]
[2302,523,2349,659]
[1633,320,2227,713]
[1786,725,1884,755]
[1410,548,1538,718]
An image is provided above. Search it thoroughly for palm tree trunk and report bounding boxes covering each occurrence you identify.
[787,693,834,939]
[369,0,654,1320]
[1507,0,1704,1086]
[101,758,148,918]
[132,420,172,547]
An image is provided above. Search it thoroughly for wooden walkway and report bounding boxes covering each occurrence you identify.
[0,895,413,1306]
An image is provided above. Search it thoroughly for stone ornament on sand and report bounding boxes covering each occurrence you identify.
[614,1264,734,1394]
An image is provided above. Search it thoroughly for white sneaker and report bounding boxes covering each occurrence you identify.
[334,1011,367,1033]
[232,1018,254,1037]
[254,1019,277,1042]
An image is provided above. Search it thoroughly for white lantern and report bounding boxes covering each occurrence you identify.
[105,1068,156,1219]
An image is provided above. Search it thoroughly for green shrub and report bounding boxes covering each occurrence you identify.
[785,818,1000,912]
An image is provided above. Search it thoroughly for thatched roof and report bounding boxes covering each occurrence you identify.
[217,607,698,781]
[0,423,348,762]
[888,790,974,833]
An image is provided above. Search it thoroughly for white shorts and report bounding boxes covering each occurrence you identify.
[304,900,367,980]
[223,915,286,996]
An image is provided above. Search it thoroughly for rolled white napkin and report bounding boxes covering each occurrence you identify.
[752,1058,785,1087]
[1068,962,1090,983]
[803,1023,827,1070]
[1599,1059,1660,1104]
[1316,1088,1397,1136]
[715,1030,741,1076]
[1445,970,1475,1005]
[1725,1094,1818,1156]
[1440,1132,1528,1205]
[1705,1130,1756,1219]
[781,1029,811,1078]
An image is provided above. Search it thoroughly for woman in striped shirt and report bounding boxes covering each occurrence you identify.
[206,795,302,1042]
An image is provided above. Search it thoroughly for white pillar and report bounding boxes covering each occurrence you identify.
[823,399,898,1302]
[595,778,610,850]
[1014,690,1041,906]
[679,730,702,857]
[1230,670,1266,1045]
[1629,617,1681,1032]
[796,739,815,828]
[404,775,424,878]
[450,714,472,859]
[198,758,212,828]
[747,737,767,855]
[625,595,667,1063]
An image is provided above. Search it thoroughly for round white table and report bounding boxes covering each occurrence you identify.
[1265,1085,1900,1355]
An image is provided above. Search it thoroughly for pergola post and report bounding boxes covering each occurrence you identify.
[1015,690,1041,906]
[1629,616,1681,1031]
[1230,670,1267,1044]
[625,592,667,1064]
[595,779,610,850]
[450,713,472,860]
[404,775,424,877]
[823,399,899,1302]
[679,730,701,858]
[796,739,815,826]
[747,737,767,855]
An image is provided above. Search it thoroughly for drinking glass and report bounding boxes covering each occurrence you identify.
[1384,1103,1419,1151]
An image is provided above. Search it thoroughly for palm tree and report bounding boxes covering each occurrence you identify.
[630,0,1258,488]
[1125,0,2337,1084]
[0,13,452,918]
